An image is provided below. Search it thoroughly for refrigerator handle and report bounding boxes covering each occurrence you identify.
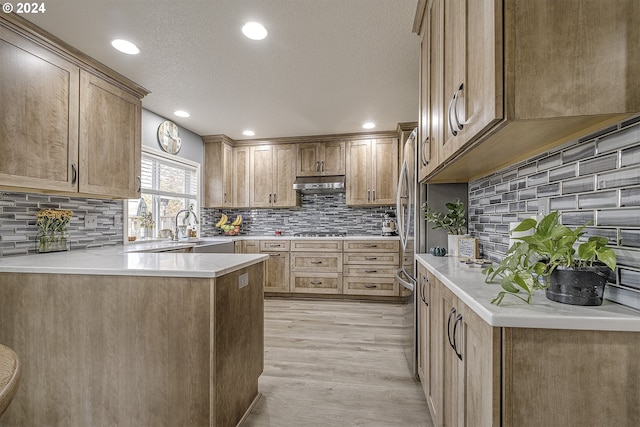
[395,267,415,291]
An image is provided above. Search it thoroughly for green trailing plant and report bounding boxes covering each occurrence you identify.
[483,211,616,305]
[422,197,467,235]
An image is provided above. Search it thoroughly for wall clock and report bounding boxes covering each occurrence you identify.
[157,120,182,154]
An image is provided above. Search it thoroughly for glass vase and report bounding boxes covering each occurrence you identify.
[37,234,69,253]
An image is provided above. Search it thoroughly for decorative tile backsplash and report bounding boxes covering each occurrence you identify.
[0,192,123,257]
[201,193,394,237]
[469,116,640,309]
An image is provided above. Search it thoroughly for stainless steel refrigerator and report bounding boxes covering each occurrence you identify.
[396,126,467,377]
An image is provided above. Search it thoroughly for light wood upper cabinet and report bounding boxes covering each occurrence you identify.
[0,15,147,198]
[296,141,345,176]
[203,140,233,208]
[0,25,79,193]
[346,138,398,206]
[232,146,250,207]
[418,0,444,183]
[416,0,640,183]
[250,144,298,208]
[78,71,141,199]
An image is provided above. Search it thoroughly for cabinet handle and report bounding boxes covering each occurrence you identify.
[223,193,227,204]
[316,161,320,172]
[321,161,324,172]
[447,307,456,352]
[310,261,323,264]
[267,243,282,247]
[136,175,141,192]
[372,190,376,201]
[421,137,429,166]
[452,83,464,132]
[365,284,377,289]
[364,269,377,273]
[365,244,378,248]
[71,163,78,185]
[365,257,377,261]
[269,194,272,203]
[448,93,458,137]
[367,190,371,202]
[421,276,428,306]
[453,313,463,361]
[311,281,322,285]
[268,253,281,257]
[273,193,277,203]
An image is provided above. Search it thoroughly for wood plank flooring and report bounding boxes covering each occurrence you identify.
[242,299,433,427]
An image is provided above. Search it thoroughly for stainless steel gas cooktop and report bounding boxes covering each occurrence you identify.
[293,232,347,237]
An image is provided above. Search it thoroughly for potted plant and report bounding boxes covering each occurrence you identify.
[483,211,617,306]
[422,197,467,256]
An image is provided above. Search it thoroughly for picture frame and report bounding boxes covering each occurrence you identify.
[458,237,479,259]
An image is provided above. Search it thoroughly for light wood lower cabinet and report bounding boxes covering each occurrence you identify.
[290,239,343,294]
[259,240,290,293]
[343,240,400,297]
[238,238,403,299]
[419,265,640,427]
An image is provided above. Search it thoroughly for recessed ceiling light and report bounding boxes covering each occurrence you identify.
[174,110,190,118]
[243,130,256,136]
[111,39,140,55]
[242,22,268,40]
[362,122,376,129]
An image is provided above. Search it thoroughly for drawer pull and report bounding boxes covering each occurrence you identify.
[310,281,323,285]
[364,284,377,289]
[364,269,378,273]
[365,244,378,248]
[268,253,281,257]
[310,261,323,264]
[268,243,282,247]
[365,257,377,261]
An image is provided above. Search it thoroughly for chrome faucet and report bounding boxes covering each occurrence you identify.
[173,206,199,240]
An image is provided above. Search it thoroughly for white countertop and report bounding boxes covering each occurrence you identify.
[0,247,268,278]
[416,254,640,332]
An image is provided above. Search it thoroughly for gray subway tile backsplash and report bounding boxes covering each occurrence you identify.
[469,116,640,309]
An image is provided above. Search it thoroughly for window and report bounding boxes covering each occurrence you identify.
[127,148,200,240]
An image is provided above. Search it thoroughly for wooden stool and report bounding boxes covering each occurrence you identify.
[0,344,20,417]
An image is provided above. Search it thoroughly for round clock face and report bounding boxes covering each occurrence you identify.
[157,120,182,154]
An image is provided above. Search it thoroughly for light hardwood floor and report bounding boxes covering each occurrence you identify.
[242,299,433,427]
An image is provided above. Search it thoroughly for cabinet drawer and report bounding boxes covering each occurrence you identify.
[343,265,397,277]
[290,272,342,294]
[290,253,342,272]
[290,239,342,252]
[343,240,399,252]
[343,277,398,296]
[259,240,290,251]
[343,252,400,265]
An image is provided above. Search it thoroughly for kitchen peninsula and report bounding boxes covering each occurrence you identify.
[0,249,268,427]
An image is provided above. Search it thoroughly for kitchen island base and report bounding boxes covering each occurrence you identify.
[0,262,264,427]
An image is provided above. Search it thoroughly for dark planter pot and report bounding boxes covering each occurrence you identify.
[545,265,609,306]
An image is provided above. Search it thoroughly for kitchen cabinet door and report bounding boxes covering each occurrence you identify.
[346,138,398,206]
[416,265,429,396]
[0,26,79,193]
[264,252,290,293]
[233,146,250,207]
[204,141,233,208]
[272,144,297,207]
[296,142,345,176]
[418,0,444,182]
[250,145,298,208]
[78,70,142,198]
[322,141,346,175]
[250,146,274,207]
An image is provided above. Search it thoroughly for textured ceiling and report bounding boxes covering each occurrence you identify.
[24,0,419,140]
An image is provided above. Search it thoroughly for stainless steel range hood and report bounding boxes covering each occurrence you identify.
[293,175,345,194]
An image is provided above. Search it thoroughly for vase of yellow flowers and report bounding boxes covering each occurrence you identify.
[36,209,73,253]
